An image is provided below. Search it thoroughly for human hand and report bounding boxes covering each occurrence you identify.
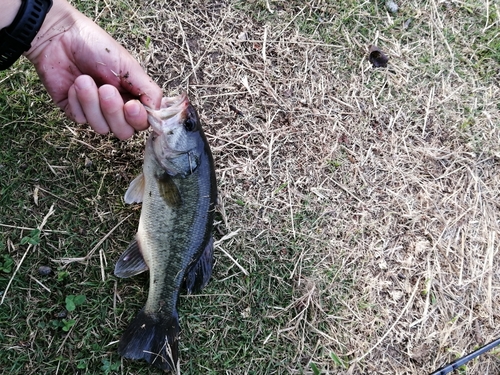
[24,0,162,140]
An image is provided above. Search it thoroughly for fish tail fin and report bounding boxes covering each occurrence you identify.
[118,308,180,371]
[183,236,214,294]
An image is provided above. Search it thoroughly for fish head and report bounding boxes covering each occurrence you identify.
[145,93,205,177]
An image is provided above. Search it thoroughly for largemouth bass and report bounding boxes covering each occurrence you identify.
[114,93,217,371]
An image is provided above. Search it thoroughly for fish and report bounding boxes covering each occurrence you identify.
[114,93,217,371]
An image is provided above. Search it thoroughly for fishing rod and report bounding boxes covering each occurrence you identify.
[429,337,500,375]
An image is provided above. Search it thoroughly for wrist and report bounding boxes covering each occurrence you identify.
[24,0,78,62]
[0,0,53,69]
[0,0,22,29]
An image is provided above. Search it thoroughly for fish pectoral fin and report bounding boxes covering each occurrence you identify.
[155,171,182,207]
[114,239,149,278]
[183,236,214,294]
[124,172,145,204]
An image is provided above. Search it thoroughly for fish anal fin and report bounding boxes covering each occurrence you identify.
[114,239,149,278]
[118,308,179,371]
[155,171,182,207]
[124,173,145,204]
[183,236,214,294]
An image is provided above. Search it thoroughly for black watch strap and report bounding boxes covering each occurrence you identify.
[0,0,53,70]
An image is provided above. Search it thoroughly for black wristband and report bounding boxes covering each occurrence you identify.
[0,0,53,70]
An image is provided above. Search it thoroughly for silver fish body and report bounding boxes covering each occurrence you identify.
[114,94,217,371]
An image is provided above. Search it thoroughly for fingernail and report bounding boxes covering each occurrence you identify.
[100,85,116,100]
[75,76,92,90]
[127,101,141,116]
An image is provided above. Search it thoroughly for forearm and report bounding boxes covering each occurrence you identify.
[0,0,21,29]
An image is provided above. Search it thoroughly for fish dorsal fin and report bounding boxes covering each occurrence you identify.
[114,238,149,278]
[124,173,145,204]
[183,236,214,294]
[155,171,182,207]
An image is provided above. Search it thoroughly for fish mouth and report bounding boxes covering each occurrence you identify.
[145,93,190,134]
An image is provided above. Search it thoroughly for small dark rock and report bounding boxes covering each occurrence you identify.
[55,309,67,319]
[38,266,52,276]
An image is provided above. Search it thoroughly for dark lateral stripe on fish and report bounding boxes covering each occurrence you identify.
[118,308,179,371]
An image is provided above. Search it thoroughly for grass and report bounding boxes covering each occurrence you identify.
[1,0,500,374]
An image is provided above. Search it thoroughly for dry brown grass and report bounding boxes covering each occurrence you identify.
[115,0,500,373]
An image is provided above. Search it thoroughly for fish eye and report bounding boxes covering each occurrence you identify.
[184,117,197,132]
[184,105,200,132]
